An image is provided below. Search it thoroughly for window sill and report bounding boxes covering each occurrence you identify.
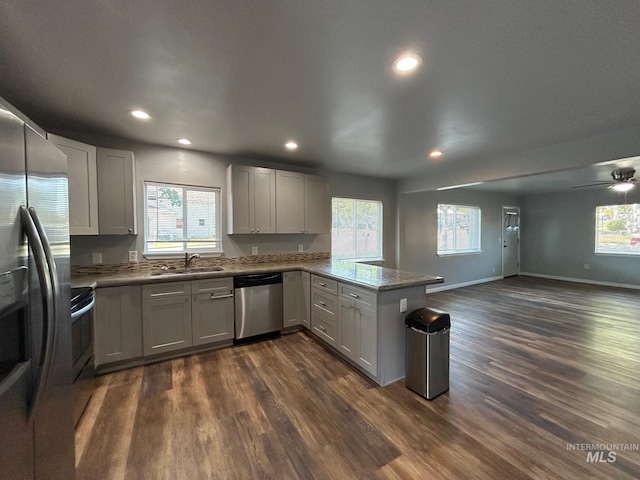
[143,251,224,260]
[595,251,640,257]
[437,250,482,257]
[333,257,385,264]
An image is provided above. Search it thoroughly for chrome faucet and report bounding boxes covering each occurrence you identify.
[184,252,200,268]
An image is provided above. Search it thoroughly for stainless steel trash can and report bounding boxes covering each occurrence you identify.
[405,307,450,400]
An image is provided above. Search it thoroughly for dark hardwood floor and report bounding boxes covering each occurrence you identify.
[75,277,640,479]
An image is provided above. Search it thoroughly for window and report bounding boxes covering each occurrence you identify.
[144,182,221,254]
[331,198,383,260]
[595,203,640,255]
[437,204,481,255]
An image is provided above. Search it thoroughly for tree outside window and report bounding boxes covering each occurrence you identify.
[332,198,383,260]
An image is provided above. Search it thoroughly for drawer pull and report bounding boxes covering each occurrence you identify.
[349,293,359,298]
[318,282,326,287]
[211,293,234,300]
[319,301,326,306]
[318,325,327,332]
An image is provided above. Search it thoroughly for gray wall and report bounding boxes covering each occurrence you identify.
[59,130,397,266]
[520,188,640,287]
[398,188,520,289]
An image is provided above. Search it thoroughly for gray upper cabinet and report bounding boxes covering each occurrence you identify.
[276,171,305,233]
[97,148,137,235]
[94,285,142,366]
[275,172,330,234]
[303,174,330,234]
[227,164,276,234]
[48,134,99,235]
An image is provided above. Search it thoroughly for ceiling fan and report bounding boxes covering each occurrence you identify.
[573,167,637,192]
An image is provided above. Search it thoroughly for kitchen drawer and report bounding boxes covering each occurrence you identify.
[142,281,191,300]
[339,283,376,310]
[311,311,337,348]
[311,275,338,295]
[192,277,233,296]
[312,290,337,316]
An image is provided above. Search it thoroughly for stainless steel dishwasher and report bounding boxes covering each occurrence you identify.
[234,273,283,339]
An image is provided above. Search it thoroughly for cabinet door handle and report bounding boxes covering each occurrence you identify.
[319,301,326,306]
[256,229,260,233]
[250,229,254,233]
[128,228,133,233]
[318,282,326,287]
[349,293,359,298]
[211,294,234,299]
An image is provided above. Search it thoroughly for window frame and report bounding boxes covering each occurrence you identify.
[437,203,482,256]
[594,203,640,256]
[331,197,384,261]
[143,181,222,257]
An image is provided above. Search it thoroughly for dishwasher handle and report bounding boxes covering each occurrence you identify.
[234,272,282,289]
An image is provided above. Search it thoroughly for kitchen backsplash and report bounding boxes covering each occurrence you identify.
[71,252,331,276]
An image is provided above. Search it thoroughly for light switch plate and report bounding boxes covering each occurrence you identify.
[251,246,258,255]
[128,250,138,263]
[92,252,102,264]
[298,244,304,252]
[400,298,408,313]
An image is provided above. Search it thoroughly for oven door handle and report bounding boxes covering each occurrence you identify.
[71,296,95,321]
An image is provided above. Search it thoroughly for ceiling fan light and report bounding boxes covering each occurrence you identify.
[610,182,634,192]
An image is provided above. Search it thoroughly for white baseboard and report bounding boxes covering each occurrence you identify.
[520,272,640,290]
[426,275,503,293]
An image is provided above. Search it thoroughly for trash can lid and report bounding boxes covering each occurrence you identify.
[405,307,451,332]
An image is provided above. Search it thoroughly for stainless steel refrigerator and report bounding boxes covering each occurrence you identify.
[0,97,76,479]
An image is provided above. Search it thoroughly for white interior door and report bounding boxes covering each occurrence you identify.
[502,206,520,277]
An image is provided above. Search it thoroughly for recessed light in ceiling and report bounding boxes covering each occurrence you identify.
[177,138,192,145]
[285,141,298,151]
[429,149,443,158]
[392,53,422,75]
[129,109,150,120]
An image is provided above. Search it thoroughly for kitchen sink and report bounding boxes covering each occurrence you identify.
[151,266,224,275]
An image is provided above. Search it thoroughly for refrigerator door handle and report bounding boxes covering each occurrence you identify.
[19,206,55,416]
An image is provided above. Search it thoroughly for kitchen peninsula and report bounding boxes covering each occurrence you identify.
[73,256,443,386]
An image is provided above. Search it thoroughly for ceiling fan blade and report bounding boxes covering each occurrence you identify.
[572,182,611,189]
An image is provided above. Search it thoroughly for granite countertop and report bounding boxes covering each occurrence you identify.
[71,260,443,292]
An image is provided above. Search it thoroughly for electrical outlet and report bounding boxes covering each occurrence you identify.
[400,298,408,313]
[298,244,304,253]
[92,252,102,264]
[128,250,138,263]
[251,246,258,255]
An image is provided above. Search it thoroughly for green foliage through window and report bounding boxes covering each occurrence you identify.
[595,204,640,255]
[144,182,221,253]
[331,198,383,260]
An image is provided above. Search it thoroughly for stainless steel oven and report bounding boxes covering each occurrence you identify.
[70,286,95,426]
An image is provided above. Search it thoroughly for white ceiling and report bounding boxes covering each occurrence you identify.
[2,1,640,188]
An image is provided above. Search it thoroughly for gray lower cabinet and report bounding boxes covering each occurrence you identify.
[142,282,192,356]
[301,271,311,329]
[94,285,142,366]
[337,294,378,376]
[191,278,234,345]
[283,271,303,328]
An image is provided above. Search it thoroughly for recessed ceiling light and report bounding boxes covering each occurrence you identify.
[392,53,422,75]
[177,138,192,145]
[429,149,443,158]
[285,141,298,151]
[129,109,150,120]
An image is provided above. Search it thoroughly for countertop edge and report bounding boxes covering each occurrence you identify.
[72,262,444,292]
